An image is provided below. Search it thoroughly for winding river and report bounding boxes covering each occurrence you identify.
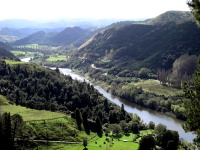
[21,58,196,142]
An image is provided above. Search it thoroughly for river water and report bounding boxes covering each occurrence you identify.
[20,58,196,142]
[57,68,196,142]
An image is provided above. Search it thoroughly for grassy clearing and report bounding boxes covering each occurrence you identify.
[4,59,26,65]
[33,130,154,150]
[15,44,39,49]
[11,51,39,57]
[0,105,66,121]
[0,95,9,105]
[46,55,67,62]
[134,79,183,96]
[33,133,140,150]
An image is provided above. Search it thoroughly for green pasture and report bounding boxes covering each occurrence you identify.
[4,59,26,65]
[15,44,39,49]
[0,105,66,121]
[11,50,41,57]
[33,130,155,150]
[46,55,67,62]
[134,79,183,96]
[0,95,9,105]
[11,50,38,57]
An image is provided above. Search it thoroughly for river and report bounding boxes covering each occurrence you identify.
[20,58,196,142]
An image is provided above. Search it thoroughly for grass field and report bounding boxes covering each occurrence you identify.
[11,50,39,57]
[46,55,67,62]
[134,79,183,96]
[0,105,66,121]
[4,59,26,65]
[0,95,9,105]
[32,130,155,150]
[15,44,39,49]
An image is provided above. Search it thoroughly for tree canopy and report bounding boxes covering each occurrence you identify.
[188,0,200,25]
[183,60,200,138]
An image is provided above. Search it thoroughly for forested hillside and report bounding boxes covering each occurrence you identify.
[0,59,133,125]
[72,21,200,72]
[62,11,200,120]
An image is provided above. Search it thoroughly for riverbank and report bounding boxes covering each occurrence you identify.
[19,58,196,142]
[58,68,196,142]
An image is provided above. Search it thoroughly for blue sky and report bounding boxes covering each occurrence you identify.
[0,0,190,20]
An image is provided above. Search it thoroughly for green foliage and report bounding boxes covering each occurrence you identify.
[1,105,66,121]
[183,60,200,137]
[0,95,9,105]
[0,112,24,150]
[83,138,88,148]
[138,135,155,150]
[69,20,200,77]
[138,68,150,79]
[156,130,179,150]
[188,0,200,25]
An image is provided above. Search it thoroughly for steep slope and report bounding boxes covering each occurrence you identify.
[49,26,89,46]
[0,42,16,58]
[147,11,194,25]
[0,42,13,50]
[11,27,90,47]
[11,31,56,46]
[71,21,200,74]
[0,47,16,58]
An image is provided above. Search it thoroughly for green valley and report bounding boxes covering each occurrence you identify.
[0,6,200,150]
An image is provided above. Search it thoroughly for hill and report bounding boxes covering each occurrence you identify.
[0,42,13,50]
[147,11,194,25]
[49,26,90,46]
[11,27,90,47]
[0,47,16,58]
[0,27,64,38]
[0,43,16,59]
[69,12,200,75]
[11,31,55,46]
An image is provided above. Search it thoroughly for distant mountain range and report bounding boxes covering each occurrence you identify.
[0,18,126,29]
[1,10,199,73]
[11,27,91,47]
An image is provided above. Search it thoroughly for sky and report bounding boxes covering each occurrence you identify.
[0,0,190,21]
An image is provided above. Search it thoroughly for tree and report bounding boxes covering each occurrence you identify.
[187,0,200,25]
[156,130,179,150]
[138,135,155,150]
[75,108,82,130]
[110,124,121,137]
[2,112,13,150]
[170,54,198,87]
[83,138,88,149]
[95,116,102,132]
[148,121,155,130]
[138,68,149,78]
[182,1,200,144]
[82,110,89,133]
[183,60,200,138]
[155,123,167,134]
[11,114,23,145]
[131,122,139,134]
